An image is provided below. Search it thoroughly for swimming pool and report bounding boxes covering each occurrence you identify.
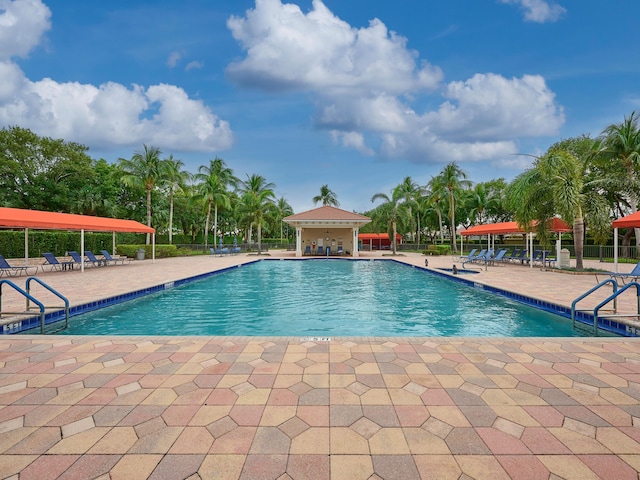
[59,259,582,337]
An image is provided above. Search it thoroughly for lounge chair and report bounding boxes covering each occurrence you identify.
[337,246,344,255]
[68,251,90,268]
[488,249,509,265]
[303,246,311,256]
[42,252,76,271]
[0,254,38,277]
[317,246,325,255]
[462,249,486,267]
[597,261,640,285]
[505,249,520,262]
[85,251,107,267]
[459,248,478,262]
[474,249,494,264]
[100,250,130,265]
[510,250,528,264]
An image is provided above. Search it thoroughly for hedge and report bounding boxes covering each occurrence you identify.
[0,230,144,258]
[117,244,178,258]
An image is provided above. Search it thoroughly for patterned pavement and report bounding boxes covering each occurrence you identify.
[1,252,640,479]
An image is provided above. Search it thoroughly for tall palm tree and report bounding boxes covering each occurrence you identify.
[438,162,471,252]
[275,197,294,242]
[507,147,609,271]
[313,184,339,207]
[119,144,164,244]
[193,157,236,248]
[599,111,640,247]
[237,174,276,253]
[396,176,421,242]
[371,183,410,255]
[466,183,500,225]
[426,176,447,244]
[162,155,190,244]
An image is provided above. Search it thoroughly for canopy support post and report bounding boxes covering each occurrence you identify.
[24,228,29,267]
[614,228,618,273]
[81,229,85,272]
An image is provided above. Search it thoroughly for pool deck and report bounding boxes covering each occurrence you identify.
[1,252,640,479]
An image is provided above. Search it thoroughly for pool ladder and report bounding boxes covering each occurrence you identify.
[0,277,69,334]
[571,279,640,335]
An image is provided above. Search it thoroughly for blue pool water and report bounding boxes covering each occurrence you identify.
[59,259,581,337]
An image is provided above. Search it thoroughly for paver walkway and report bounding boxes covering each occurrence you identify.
[1,252,640,479]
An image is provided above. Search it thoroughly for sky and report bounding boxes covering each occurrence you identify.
[1,0,639,214]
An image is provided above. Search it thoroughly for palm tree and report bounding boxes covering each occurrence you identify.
[313,184,339,207]
[119,144,164,244]
[162,155,190,244]
[507,146,610,271]
[396,176,421,242]
[237,174,276,253]
[275,197,294,242]
[466,183,500,225]
[426,176,447,244]
[439,162,472,252]
[599,112,640,247]
[193,157,236,248]
[371,183,410,255]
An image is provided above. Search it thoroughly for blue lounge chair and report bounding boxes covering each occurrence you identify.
[462,249,486,267]
[68,251,90,268]
[42,252,75,271]
[100,250,130,265]
[337,246,344,255]
[303,246,311,256]
[459,248,478,262]
[86,251,107,267]
[506,249,520,262]
[317,245,324,255]
[0,255,38,277]
[600,262,640,285]
[489,249,509,265]
[474,249,495,264]
[510,250,528,264]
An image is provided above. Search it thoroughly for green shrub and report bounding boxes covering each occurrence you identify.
[422,244,452,256]
[116,244,179,258]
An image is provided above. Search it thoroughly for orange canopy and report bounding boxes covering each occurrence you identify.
[461,219,571,236]
[358,233,402,241]
[0,207,155,233]
[612,211,640,229]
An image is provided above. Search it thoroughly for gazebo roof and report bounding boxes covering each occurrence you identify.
[284,206,371,228]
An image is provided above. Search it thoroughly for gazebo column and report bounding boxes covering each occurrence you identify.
[296,227,302,257]
[353,228,359,257]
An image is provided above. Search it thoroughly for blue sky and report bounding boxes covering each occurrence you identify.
[1,0,638,213]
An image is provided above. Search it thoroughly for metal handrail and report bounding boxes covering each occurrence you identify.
[26,276,70,331]
[593,281,640,336]
[571,278,618,330]
[0,279,46,334]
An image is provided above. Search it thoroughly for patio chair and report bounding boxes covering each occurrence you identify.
[510,250,528,264]
[597,261,640,285]
[100,250,130,265]
[42,252,75,271]
[461,249,486,267]
[0,254,38,277]
[337,245,344,255]
[488,249,509,265]
[317,245,325,256]
[303,246,311,256]
[85,251,107,267]
[459,248,478,262]
[68,251,90,268]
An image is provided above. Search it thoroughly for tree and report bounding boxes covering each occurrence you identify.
[465,183,500,225]
[370,182,411,255]
[438,162,471,252]
[275,197,294,242]
[119,144,164,244]
[396,176,421,242]
[193,157,236,248]
[426,175,447,244]
[506,142,609,271]
[162,155,190,244]
[237,174,276,253]
[313,184,339,207]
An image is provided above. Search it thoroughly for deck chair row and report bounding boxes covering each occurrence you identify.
[41,250,130,272]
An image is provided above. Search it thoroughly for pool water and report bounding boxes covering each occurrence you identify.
[60,259,581,337]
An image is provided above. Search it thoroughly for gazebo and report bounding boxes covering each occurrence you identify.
[0,207,155,272]
[283,206,371,257]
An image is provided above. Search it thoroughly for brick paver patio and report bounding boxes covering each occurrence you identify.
[1,251,639,479]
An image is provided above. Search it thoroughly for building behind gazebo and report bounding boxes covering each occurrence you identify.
[283,206,371,257]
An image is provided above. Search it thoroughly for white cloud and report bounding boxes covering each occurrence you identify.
[0,0,233,152]
[185,60,204,71]
[499,0,566,23]
[0,0,51,59]
[166,51,181,68]
[227,0,442,94]
[228,0,565,165]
